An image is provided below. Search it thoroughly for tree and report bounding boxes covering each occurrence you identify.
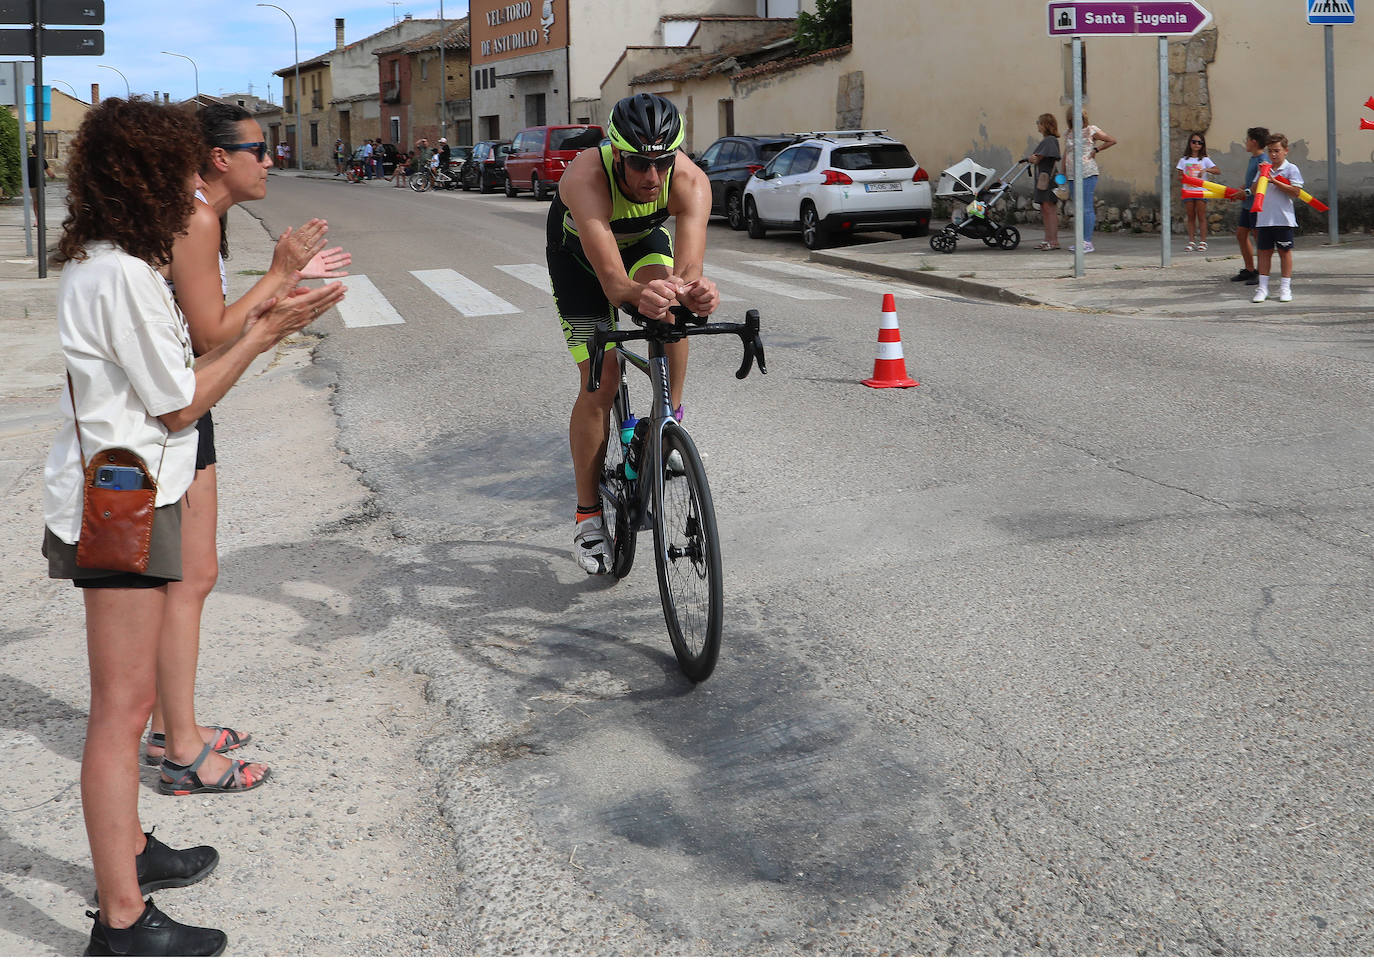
[794,0,852,55]
[0,110,20,199]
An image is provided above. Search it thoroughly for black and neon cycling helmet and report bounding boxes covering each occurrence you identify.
[607,94,684,155]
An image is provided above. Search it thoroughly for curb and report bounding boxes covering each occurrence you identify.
[810,249,1045,307]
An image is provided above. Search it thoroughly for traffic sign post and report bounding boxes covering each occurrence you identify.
[1048,1,1213,271]
[1307,2,1354,243]
[2,0,106,278]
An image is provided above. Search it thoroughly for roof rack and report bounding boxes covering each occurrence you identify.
[788,129,890,142]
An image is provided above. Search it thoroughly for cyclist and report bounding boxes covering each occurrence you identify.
[546,93,719,574]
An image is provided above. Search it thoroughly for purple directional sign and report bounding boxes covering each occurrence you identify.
[1048,1,1213,36]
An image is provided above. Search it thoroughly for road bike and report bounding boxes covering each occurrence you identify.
[587,304,765,682]
[409,162,460,192]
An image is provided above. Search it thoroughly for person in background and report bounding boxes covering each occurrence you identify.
[1028,113,1062,251]
[44,96,345,957]
[1231,126,1269,284]
[1251,133,1303,304]
[334,138,346,176]
[359,138,374,179]
[390,149,412,188]
[27,142,54,227]
[1177,132,1219,251]
[1061,109,1117,254]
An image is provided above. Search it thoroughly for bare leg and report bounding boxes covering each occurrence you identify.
[570,353,621,510]
[1257,248,1273,278]
[1236,224,1255,271]
[153,471,267,782]
[84,586,164,928]
[1278,248,1293,279]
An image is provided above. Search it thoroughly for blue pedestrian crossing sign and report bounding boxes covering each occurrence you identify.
[1308,0,1355,24]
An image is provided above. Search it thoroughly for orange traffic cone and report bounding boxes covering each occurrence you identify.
[861,294,919,388]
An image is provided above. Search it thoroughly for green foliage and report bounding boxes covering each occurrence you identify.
[0,110,20,199]
[794,0,852,55]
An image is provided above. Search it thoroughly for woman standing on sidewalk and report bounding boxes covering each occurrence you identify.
[43,97,345,955]
[1062,109,1117,253]
[1029,113,1062,250]
[145,102,351,793]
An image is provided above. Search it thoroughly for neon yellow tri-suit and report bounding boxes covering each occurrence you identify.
[545,141,675,363]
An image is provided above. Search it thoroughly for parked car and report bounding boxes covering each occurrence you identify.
[460,139,512,193]
[694,134,793,230]
[742,130,932,249]
[504,124,605,200]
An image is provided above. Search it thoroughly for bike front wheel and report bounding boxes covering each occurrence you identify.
[599,383,637,579]
[651,423,723,682]
[409,171,432,192]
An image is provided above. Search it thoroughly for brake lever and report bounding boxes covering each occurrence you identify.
[735,309,765,379]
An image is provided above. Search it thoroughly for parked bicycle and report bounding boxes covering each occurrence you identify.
[587,303,765,682]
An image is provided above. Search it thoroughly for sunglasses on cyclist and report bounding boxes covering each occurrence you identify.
[621,151,676,174]
[216,141,269,162]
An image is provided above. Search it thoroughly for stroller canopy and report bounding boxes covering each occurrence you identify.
[935,158,997,199]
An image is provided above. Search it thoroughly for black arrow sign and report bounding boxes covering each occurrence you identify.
[0,27,103,56]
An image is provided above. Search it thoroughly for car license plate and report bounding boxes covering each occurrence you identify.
[865,182,900,192]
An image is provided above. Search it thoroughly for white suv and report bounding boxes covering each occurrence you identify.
[742,130,932,249]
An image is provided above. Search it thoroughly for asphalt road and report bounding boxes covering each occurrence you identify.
[239,176,1372,955]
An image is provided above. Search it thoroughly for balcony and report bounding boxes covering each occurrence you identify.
[383,82,401,104]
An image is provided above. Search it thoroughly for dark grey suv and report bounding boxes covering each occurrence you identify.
[694,134,792,230]
[460,139,511,193]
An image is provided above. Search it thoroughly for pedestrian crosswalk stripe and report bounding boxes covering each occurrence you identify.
[410,268,520,317]
[743,260,931,299]
[496,263,552,292]
[335,274,405,329]
[703,263,837,300]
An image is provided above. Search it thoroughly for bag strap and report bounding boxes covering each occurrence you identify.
[66,370,170,481]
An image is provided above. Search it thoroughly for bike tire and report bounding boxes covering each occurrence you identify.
[599,384,637,579]
[409,172,431,192]
[651,423,723,682]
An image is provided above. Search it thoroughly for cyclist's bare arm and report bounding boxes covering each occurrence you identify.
[664,156,720,317]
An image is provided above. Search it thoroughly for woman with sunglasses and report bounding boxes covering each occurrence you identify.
[44,97,345,955]
[546,93,719,575]
[1177,132,1219,251]
[143,102,351,795]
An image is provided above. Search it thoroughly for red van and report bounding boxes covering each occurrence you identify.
[503,124,605,200]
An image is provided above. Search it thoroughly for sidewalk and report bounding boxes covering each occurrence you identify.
[811,223,1374,323]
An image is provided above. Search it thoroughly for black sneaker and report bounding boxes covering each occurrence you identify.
[84,898,227,956]
[1230,269,1257,283]
[93,829,218,901]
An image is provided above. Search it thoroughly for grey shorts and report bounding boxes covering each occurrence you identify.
[43,499,184,588]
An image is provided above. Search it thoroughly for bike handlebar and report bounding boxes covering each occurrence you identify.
[585,304,766,393]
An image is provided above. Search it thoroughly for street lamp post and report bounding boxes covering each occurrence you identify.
[49,79,78,97]
[258,3,303,170]
[161,51,200,106]
[97,64,130,99]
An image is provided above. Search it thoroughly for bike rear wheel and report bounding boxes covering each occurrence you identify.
[409,171,432,192]
[598,383,637,579]
[652,423,723,682]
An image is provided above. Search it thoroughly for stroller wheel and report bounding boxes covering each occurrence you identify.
[995,225,1021,250]
[930,231,957,254]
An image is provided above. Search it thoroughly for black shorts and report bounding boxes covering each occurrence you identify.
[1237,207,1258,230]
[545,203,674,363]
[195,410,216,469]
[1256,225,1294,251]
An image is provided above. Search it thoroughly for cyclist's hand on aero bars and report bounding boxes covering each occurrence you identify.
[678,277,720,316]
[637,277,679,321]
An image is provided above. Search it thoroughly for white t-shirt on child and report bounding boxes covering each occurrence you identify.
[1257,160,1302,228]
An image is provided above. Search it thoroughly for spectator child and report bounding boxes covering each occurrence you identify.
[1177,132,1219,250]
[1251,133,1302,304]
[1231,126,1269,284]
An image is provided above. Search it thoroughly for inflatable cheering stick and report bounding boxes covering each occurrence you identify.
[1249,162,1272,214]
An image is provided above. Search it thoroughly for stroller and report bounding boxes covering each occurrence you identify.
[929,157,1033,252]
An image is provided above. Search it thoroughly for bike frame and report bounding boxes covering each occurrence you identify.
[614,340,675,535]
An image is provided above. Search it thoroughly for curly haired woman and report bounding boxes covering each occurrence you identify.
[43,98,344,955]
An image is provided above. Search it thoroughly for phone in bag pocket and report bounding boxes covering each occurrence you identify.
[95,465,148,491]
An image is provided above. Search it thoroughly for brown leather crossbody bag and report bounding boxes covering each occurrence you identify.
[67,374,166,574]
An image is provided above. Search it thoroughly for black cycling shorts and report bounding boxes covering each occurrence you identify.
[545,204,673,363]
[1257,225,1294,251]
